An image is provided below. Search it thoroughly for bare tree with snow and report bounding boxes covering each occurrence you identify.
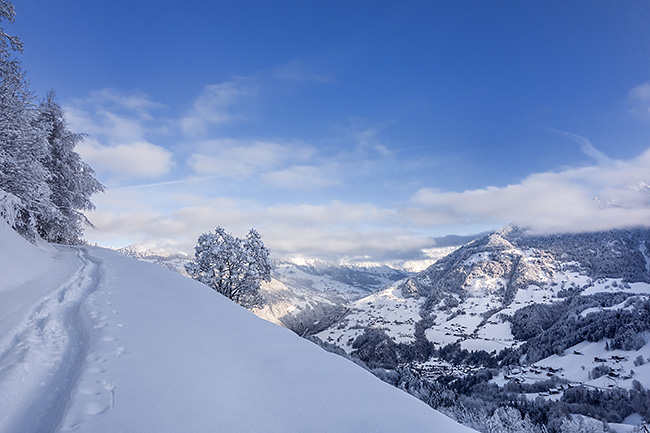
[186,226,271,308]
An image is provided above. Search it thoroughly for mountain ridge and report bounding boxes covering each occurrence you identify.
[314,225,650,431]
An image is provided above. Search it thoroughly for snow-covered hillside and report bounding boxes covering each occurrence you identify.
[0,222,475,433]
[118,246,411,336]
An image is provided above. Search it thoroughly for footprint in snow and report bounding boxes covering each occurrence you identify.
[78,386,100,396]
[85,401,110,416]
[91,354,107,363]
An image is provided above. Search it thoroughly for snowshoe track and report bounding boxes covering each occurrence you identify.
[0,247,102,433]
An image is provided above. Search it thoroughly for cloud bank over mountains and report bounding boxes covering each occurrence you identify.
[68,79,650,262]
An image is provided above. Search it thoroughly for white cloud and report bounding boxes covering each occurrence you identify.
[188,139,315,178]
[84,188,429,262]
[85,136,650,262]
[627,82,650,121]
[86,89,165,119]
[66,89,165,133]
[65,90,175,181]
[77,139,174,179]
[351,127,391,156]
[408,145,650,234]
[180,81,256,135]
[261,165,340,189]
[271,60,333,82]
[264,201,394,226]
[550,130,613,165]
[260,226,435,262]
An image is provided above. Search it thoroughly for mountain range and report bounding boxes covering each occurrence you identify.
[116,225,650,431]
[315,225,650,432]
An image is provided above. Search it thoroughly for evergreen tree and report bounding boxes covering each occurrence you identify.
[559,416,606,433]
[0,1,22,54]
[35,92,104,243]
[0,0,51,238]
[0,1,102,242]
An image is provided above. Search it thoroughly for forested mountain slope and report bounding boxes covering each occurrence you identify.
[315,226,650,432]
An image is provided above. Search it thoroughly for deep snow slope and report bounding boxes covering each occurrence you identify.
[117,245,411,336]
[0,225,475,433]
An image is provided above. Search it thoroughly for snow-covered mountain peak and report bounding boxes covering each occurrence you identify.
[116,242,189,259]
[484,232,517,251]
[281,256,329,267]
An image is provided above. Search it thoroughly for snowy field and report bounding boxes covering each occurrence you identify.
[0,221,475,433]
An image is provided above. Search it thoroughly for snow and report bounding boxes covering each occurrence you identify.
[582,280,650,296]
[315,285,424,352]
[579,297,643,318]
[492,336,650,397]
[462,252,490,267]
[0,224,475,433]
[608,413,644,433]
[0,221,55,290]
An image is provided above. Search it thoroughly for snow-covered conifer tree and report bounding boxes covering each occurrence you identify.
[186,227,271,308]
[0,1,102,242]
[0,0,52,239]
[35,92,104,243]
[559,416,606,433]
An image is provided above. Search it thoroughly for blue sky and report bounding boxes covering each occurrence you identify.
[10,1,650,262]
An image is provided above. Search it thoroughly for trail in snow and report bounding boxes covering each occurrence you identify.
[0,247,102,433]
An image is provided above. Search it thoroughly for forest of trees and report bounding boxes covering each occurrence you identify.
[0,0,103,244]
